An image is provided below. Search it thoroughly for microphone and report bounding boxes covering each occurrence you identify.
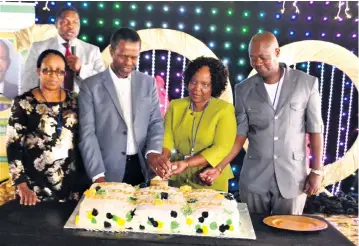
[71,46,76,56]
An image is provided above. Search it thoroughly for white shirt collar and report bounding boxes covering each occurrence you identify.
[57,33,78,46]
[109,65,132,82]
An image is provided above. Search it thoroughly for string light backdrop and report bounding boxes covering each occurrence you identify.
[30,1,358,194]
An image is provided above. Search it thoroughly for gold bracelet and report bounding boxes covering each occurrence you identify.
[216,166,223,173]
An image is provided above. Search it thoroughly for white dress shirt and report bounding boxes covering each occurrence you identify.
[263,69,285,110]
[109,66,138,155]
[0,81,4,94]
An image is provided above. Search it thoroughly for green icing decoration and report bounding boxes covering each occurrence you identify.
[171,221,179,230]
[181,204,193,216]
[96,189,107,195]
[187,198,198,203]
[126,212,133,222]
[226,219,232,225]
[210,222,218,230]
[128,197,137,203]
[91,217,97,224]
[112,215,118,221]
[154,193,160,199]
[147,219,153,226]
[195,224,201,230]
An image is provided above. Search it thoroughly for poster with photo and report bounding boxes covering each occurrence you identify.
[0,33,22,182]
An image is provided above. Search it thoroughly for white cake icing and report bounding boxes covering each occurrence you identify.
[76,183,240,237]
[76,182,136,231]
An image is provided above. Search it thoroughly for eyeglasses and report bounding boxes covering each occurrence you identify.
[189,80,211,89]
[40,68,66,76]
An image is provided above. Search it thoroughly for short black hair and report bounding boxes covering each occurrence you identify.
[0,40,10,58]
[183,57,228,98]
[110,27,141,50]
[36,49,66,69]
[56,6,80,21]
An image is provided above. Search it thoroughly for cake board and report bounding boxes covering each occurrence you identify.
[64,196,256,241]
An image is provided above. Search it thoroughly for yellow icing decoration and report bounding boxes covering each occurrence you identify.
[186,218,193,225]
[229,224,234,231]
[158,221,164,229]
[87,211,93,219]
[116,217,125,226]
[180,185,192,192]
[75,215,80,224]
[152,176,162,181]
[202,225,208,235]
[154,199,163,206]
[214,193,225,200]
[84,188,96,198]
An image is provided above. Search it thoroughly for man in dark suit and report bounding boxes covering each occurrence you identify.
[0,40,19,99]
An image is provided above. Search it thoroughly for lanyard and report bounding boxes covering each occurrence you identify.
[190,99,210,156]
[39,88,63,136]
[272,80,280,107]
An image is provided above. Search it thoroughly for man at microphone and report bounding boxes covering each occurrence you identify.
[21,6,105,93]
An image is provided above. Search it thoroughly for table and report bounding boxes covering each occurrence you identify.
[0,200,354,246]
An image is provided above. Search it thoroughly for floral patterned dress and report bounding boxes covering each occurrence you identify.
[6,89,81,201]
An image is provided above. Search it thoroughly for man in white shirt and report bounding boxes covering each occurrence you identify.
[202,32,324,215]
[78,28,169,185]
[0,40,18,98]
[21,7,105,93]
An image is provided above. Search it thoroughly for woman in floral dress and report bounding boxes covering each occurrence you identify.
[6,49,81,205]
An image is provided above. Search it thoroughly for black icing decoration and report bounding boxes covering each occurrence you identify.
[224,193,234,200]
[198,217,205,223]
[225,224,230,230]
[170,211,178,218]
[139,225,145,230]
[104,221,111,228]
[106,213,113,219]
[126,227,133,230]
[130,209,136,217]
[160,192,169,200]
[219,224,226,233]
[148,217,158,227]
[92,208,98,216]
[202,211,209,218]
[196,228,203,234]
[139,181,150,188]
[95,186,101,191]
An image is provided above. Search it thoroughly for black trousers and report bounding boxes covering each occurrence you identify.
[122,154,145,186]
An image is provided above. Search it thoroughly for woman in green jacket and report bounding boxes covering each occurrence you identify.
[162,57,236,192]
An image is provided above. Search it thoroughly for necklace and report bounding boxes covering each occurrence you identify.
[189,99,211,157]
